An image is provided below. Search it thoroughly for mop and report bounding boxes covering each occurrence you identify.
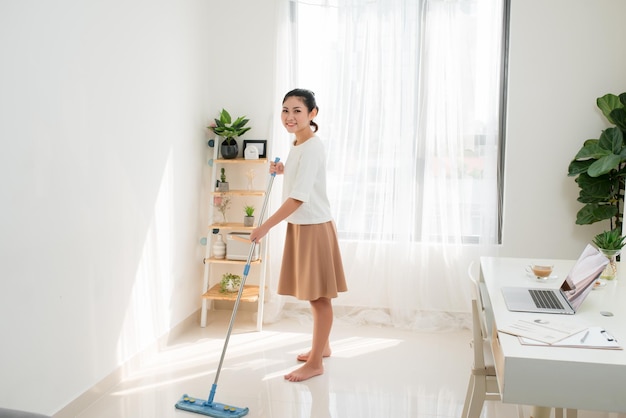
[175,158,280,418]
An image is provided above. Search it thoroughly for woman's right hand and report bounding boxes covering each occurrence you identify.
[270,161,284,175]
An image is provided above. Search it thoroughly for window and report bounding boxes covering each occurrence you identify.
[279,0,507,245]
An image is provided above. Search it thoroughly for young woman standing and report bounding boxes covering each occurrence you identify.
[250,88,347,382]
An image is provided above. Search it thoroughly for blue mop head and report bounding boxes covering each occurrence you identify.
[175,394,249,418]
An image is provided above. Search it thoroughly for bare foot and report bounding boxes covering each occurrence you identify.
[284,363,324,382]
[296,348,332,362]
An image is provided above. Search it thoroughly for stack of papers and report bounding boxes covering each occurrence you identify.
[519,327,621,350]
[498,319,621,349]
[499,318,587,344]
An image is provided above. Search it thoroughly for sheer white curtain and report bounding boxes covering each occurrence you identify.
[265,0,504,330]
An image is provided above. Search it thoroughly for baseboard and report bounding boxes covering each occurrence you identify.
[52,310,200,418]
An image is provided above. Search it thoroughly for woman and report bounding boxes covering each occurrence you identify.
[250,88,347,382]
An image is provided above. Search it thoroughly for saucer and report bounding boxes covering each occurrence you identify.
[526,273,558,283]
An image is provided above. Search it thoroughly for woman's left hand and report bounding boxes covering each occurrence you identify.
[250,224,270,243]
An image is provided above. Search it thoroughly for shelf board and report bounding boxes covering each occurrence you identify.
[211,189,265,196]
[208,223,256,230]
[205,256,262,265]
[203,284,259,302]
[215,158,268,164]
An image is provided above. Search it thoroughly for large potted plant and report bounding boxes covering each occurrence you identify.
[208,109,252,159]
[568,93,626,231]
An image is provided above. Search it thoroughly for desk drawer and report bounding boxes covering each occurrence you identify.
[490,320,505,392]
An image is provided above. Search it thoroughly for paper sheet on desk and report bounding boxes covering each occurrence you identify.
[498,319,587,344]
[519,327,622,349]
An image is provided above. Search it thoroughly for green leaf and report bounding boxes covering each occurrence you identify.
[597,93,622,124]
[576,172,613,202]
[610,108,626,131]
[598,127,624,155]
[575,203,617,225]
[220,109,232,125]
[567,159,594,176]
[587,154,622,177]
[574,140,608,160]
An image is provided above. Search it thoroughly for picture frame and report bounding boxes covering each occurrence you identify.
[243,140,267,159]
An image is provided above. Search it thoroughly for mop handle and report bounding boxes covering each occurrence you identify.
[210,158,280,399]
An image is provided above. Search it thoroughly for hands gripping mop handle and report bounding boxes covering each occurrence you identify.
[207,157,280,405]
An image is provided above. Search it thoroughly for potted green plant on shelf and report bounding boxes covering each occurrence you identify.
[243,204,255,227]
[208,109,252,159]
[568,92,626,231]
[218,167,229,192]
[592,228,626,280]
[220,273,242,293]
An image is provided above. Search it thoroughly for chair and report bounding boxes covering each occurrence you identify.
[462,262,522,418]
[461,298,505,418]
[462,262,569,418]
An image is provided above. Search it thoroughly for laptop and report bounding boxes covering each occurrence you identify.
[501,244,608,314]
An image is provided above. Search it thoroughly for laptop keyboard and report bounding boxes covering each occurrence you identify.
[529,289,564,310]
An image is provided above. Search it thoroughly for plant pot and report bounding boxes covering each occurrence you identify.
[220,140,238,159]
[599,248,621,280]
[218,181,229,192]
[243,216,254,227]
[220,273,241,293]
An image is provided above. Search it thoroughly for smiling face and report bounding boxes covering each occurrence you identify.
[281,96,317,140]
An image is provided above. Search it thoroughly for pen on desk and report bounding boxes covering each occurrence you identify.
[580,330,590,343]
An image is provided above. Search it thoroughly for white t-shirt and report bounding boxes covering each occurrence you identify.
[283,135,333,224]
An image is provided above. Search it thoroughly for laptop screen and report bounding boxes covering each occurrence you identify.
[561,244,609,310]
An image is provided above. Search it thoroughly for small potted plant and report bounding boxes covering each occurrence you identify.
[592,228,626,280]
[218,167,229,192]
[220,272,242,293]
[208,109,252,159]
[243,204,255,227]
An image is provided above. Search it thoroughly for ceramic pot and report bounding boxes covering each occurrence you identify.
[243,216,254,227]
[212,234,226,259]
[220,140,238,159]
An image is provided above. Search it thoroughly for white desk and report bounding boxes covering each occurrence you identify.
[480,256,626,414]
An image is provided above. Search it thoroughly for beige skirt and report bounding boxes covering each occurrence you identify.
[278,221,348,301]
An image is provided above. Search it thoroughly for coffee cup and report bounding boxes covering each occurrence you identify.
[526,264,553,280]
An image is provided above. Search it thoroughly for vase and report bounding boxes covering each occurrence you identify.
[599,249,620,280]
[212,234,226,259]
[220,139,238,159]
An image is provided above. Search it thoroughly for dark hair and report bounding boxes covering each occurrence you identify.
[283,88,319,132]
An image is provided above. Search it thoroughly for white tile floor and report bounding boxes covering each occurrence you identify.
[74,310,625,418]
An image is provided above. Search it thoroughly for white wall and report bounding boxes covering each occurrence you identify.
[0,0,212,414]
[204,0,278,147]
[501,0,626,259]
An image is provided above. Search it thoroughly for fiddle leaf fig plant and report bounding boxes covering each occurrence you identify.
[567,93,626,229]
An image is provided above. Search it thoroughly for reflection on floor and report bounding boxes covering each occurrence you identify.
[74,310,626,418]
